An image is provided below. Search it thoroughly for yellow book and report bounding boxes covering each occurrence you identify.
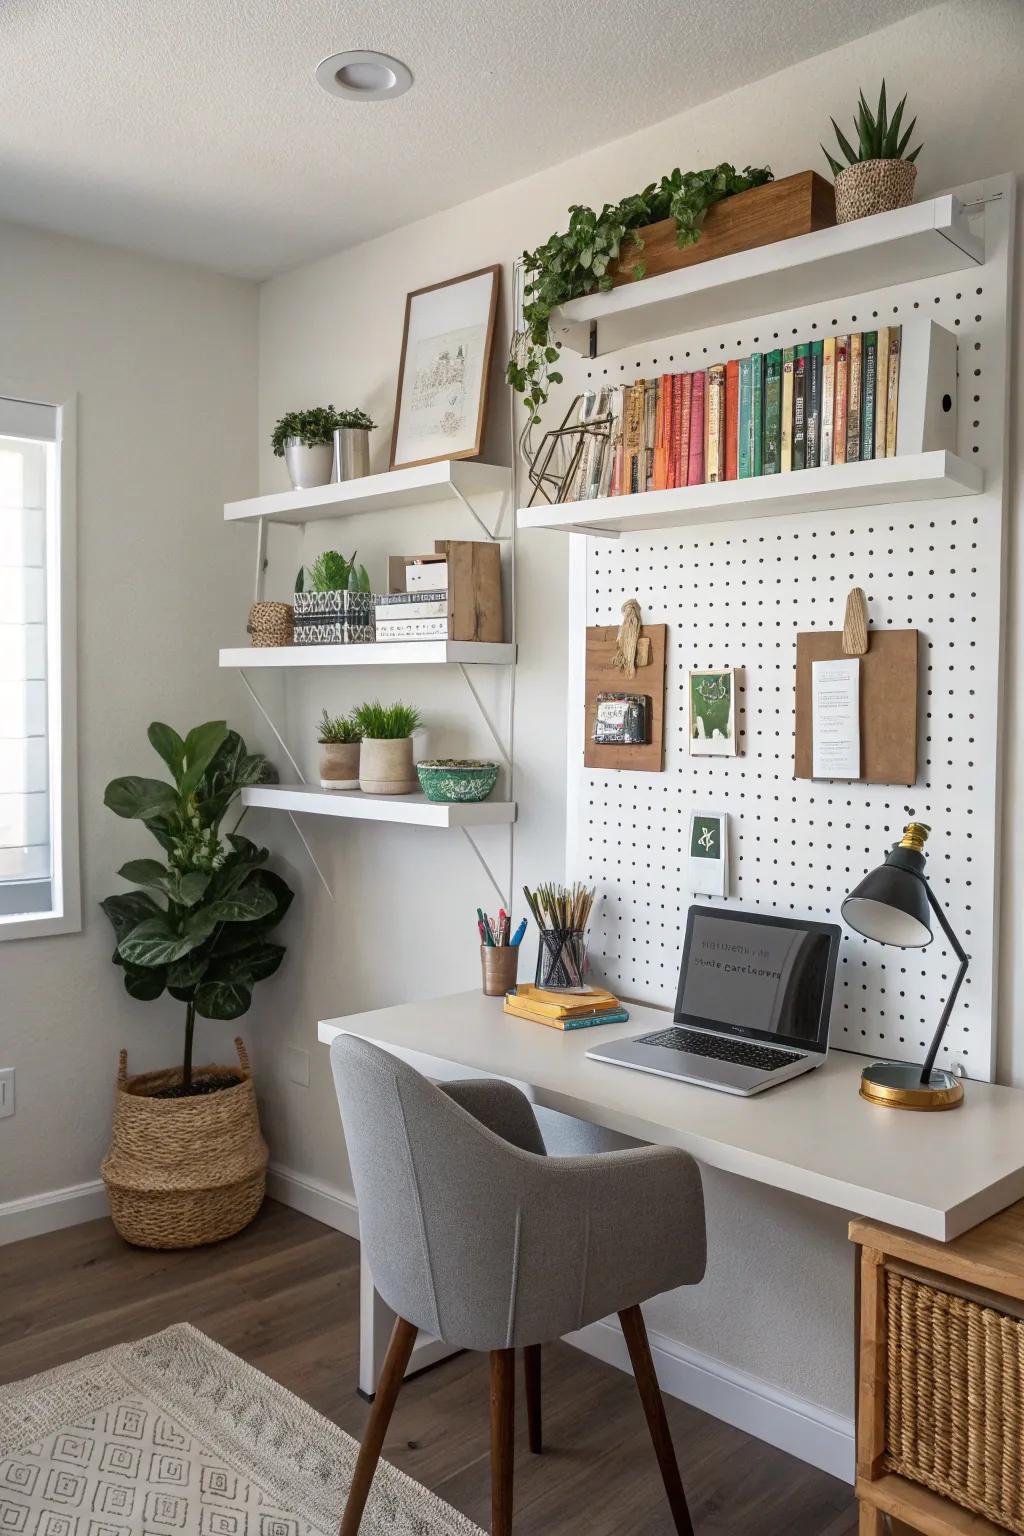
[503,999,629,1031]
[780,349,795,472]
[507,983,618,1019]
[875,328,890,458]
[705,364,725,482]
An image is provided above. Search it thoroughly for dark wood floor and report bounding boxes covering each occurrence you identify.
[0,1200,858,1535]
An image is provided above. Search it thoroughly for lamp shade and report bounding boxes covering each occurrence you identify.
[841,861,933,947]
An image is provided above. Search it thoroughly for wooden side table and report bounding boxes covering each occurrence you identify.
[851,1201,1024,1535]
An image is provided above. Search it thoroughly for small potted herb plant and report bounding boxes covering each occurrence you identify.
[352,700,422,795]
[272,405,340,489]
[318,709,362,790]
[334,408,377,482]
[293,550,374,644]
[822,81,922,223]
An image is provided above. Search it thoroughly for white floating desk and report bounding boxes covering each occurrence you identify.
[319,989,1024,1243]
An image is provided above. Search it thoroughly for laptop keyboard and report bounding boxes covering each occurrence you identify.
[637,1027,805,1074]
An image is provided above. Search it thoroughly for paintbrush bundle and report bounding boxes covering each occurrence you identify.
[522,883,597,990]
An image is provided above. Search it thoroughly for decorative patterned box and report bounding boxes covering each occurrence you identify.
[292,590,374,644]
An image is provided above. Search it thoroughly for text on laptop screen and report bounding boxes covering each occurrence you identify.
[676,913,833,1045]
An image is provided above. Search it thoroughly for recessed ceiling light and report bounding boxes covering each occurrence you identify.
[315,50,413,102]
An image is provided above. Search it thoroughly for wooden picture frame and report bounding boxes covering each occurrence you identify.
[390,265,501,471]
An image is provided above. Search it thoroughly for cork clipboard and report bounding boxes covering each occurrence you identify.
[795,589,918,784]
[584,623,667,772]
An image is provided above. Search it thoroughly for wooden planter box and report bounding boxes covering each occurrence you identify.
[610,171,836,287]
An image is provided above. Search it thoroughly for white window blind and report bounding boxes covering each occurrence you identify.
[0,398,60,921]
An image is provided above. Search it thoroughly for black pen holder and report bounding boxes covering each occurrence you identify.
[535,928,587,990]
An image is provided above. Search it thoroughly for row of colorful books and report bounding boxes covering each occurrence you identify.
[563,325,903,502]
[503,983,628,1030]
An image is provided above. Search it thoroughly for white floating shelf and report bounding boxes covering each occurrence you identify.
[553,194,984,356]
[219,640,515,668]
[516,451,983,537]
[242,784,516,828]
[225,459,511,525]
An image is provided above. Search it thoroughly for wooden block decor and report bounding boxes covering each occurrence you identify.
[387,540,503,643]
[610,171,836,288]
[795,629,919,784]
[584,624,667,772]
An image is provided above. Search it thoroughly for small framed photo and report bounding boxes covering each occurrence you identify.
[391,265,501,471]
[689,811,729,897]
[688,668,738,756]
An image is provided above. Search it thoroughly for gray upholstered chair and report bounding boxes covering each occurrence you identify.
[330,1034,706,1536]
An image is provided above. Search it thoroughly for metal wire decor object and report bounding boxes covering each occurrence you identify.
[526,394,613,506]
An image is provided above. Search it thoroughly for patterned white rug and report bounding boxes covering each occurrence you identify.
[0,1323,483,1535]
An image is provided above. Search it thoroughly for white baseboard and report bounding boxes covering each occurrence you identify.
[0,1178,108,1247]
[266,1163,360,1240]
[564,1315,854,1484]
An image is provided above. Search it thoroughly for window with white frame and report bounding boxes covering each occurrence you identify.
[0,393,79,938]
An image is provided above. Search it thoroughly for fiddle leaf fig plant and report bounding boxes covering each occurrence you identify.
[102,721,294,1090]
[508,162,773,433]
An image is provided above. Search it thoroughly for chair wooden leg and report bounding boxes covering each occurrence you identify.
[490,1348,516,1536]
[618,1305,694,1536]
[858,1503,885,1534]
[523,1345,542,1454]
[340,1316,418,1536]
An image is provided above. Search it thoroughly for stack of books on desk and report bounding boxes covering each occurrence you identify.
[503,984,629,1031]
[375,568,449,642]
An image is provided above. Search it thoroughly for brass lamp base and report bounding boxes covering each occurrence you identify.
[860,1061,964,1111]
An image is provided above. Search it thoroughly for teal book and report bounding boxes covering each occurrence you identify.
[862,332,877,461]
[750,352,763,476]
[763,350,782,474]
[556,1008,630,1030]
[793,343,809,471]
[806,339,824,469]
[738,358,752,478]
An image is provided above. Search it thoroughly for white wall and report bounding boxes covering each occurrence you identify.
[0,221,259,1204]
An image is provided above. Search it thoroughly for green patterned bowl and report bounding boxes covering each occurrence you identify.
[416,759,499,803]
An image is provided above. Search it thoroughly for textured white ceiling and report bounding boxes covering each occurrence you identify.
[0,0,934,279]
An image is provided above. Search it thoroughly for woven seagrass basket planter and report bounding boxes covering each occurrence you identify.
[101,1037,268,1250]
[834,158,916,223]
[885,1269,1024,1533]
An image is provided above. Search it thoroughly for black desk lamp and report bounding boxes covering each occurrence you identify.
[841,822,968,1111]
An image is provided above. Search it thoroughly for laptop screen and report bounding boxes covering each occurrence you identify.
[674,908,840,1052]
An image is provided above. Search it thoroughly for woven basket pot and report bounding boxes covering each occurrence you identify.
[834,158,917,223]
[101,1038,268,1250]
[247,601,293,647]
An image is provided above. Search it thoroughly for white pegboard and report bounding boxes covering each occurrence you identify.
[563,176,1013,1080]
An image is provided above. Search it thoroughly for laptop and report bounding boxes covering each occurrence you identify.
[587,906,841,1097]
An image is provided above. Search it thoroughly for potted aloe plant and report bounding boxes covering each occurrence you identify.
[100,721,294,1249]
[352,700,422,795]
[294,550,374,645]
[822,81,922,223]
[318,709,362,790]
[272,405,340,489]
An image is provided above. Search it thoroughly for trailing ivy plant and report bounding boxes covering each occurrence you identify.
[101,722,294,1091]
[508,163,773,432]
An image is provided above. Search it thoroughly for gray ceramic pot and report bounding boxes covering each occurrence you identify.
[333,427,371,482]
[320,741,360,790]
[359,736,417,795]
[284,437,334,490]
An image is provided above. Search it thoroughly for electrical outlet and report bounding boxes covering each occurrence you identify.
[286,1047,309,1088]
[0,1068,14,1119]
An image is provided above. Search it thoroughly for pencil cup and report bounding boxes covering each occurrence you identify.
[481,944,519,997]
[535,929,587,990]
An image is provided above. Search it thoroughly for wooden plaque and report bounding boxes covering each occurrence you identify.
[795,630,919,784]
[584,624,667,772]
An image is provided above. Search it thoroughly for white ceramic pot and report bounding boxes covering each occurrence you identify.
[359,737,417,795]
[284,437,334,490]
[333,427,371,482]
[319,741,360,790]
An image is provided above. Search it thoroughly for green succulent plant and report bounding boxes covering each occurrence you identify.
[317,710,362,745]
[351,701,422,740]
[304,550,371,594]
[822,80,922,177]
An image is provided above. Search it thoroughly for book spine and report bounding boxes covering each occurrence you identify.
[645,380,656,492]
[820,337,836,468]
[375,601,447,621]
[653,375,669,490]
[846,333,862,463]
[725,358,740,480]
[738,359,751,479]
[780,348,795,473]
[378,590,448,606]
[376,618,449,640]
[678,374,691,487]
[886,326,902,457]
[688,372,705,484]
[806,340,824,470]
[833,336,849,465]
[792,344,809,471]
[763,351,782,474]
[750,353,763,476]
[706,366,725,482]
[874,329,890,458]
[861,333,877,462]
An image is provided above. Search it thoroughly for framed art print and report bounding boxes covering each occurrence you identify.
[689,668,738,756]
[390,265,501,471]
[689,811,729,896]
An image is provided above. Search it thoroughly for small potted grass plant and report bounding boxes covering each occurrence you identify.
[822,80,922,223]
[272,405,340,489]
[353,700,422,795]
[318,709,362,790]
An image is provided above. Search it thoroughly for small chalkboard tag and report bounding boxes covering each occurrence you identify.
[594,692,649,746]
[689,811,729,897]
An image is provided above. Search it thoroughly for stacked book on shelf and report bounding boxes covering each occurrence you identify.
[375,558,448,642]
[503,983,629,1031]
[562,324,903,502]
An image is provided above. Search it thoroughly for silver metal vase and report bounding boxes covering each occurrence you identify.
[333,427,371,483]
[284,437,334,490]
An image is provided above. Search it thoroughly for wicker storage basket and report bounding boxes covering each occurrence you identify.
[101,1038,268,1250]
[247,601,293,647]
[885,1269,1024,1532]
